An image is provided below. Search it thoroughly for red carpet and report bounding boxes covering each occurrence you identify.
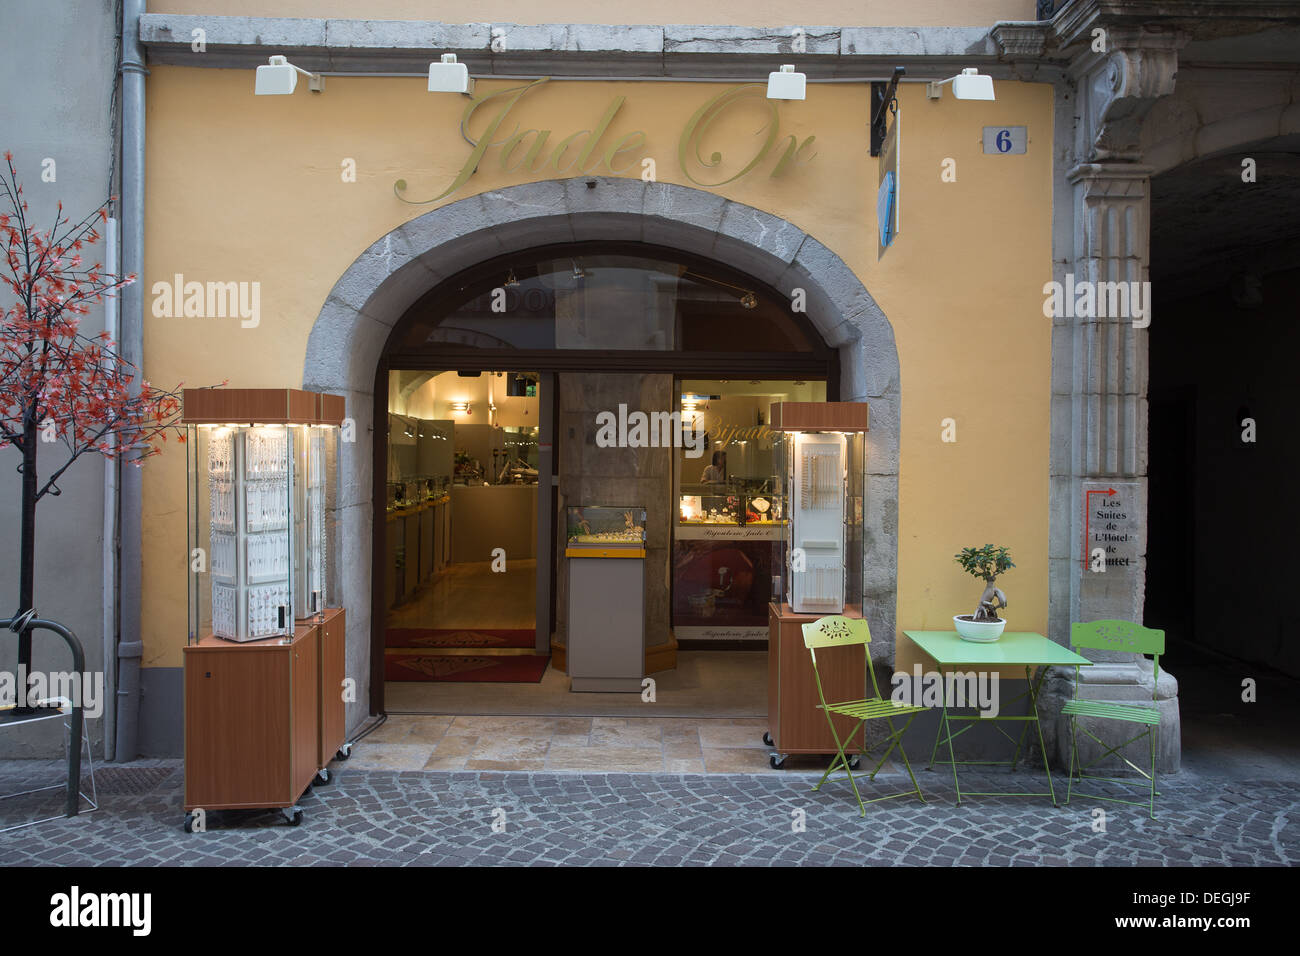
[385,628,535,649]
[384,653,551,683]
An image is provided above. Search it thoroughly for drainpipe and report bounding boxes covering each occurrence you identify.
[102,216,119,762]
[114,0,147,762]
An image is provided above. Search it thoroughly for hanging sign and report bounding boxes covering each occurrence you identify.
[877,111,900,259]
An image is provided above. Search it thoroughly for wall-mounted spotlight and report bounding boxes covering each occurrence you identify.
[450,401,472,414]
[766,64,806,101]
[926,68,995,101]
[429,53,474,95]
[254,55,324,95]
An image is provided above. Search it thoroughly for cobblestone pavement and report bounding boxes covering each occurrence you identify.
[0,759,1294,866]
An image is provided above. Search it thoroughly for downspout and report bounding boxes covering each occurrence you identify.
[103,216,118,762]
[114,0,147,762]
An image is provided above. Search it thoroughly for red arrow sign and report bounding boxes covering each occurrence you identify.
[1083,487,1118,566]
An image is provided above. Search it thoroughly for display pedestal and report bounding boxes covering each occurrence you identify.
[567,550,645,692]
[767,602,867,756]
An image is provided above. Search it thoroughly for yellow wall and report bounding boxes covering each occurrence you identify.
[154,1,1038,28]
[141,65,1053,669]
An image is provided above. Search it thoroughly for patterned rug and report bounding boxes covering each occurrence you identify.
[384,628,535,649]
[383,652,550,683]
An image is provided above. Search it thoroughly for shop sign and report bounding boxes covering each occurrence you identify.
[395,77,818,204]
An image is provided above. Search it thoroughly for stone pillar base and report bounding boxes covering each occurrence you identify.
[1041,660,1180,774]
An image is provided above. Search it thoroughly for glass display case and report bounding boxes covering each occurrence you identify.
[770,404,867,615]
[565,506,647,550]
[187,421,339,642]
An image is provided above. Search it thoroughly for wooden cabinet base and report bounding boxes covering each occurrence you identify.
[767,603,867,755]
[183,624,320,813]
[317,608,347,770]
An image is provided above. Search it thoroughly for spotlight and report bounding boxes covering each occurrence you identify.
[254,55,324,95]
[927,68,995,101]
[766,64,806,101]
[428,53,474,95]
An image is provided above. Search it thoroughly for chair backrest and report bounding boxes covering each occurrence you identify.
[801,616,881,701]
[1070,619,1164,656]
[801,615,871,649]
[1070,619,1164,701]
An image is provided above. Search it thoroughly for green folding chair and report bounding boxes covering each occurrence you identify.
[801,615,926,817]
[1062,619,1164,819]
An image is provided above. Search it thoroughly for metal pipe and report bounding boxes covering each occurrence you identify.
[114,0,146,763]
[102,217,118,762]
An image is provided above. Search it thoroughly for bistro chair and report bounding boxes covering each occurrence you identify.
[801,616,926,817]
[1062,620,1164,819]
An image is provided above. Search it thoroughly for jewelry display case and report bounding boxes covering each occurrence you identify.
[180,388,349,829]
[769,402,868,615]
[184,389,341,642]
[565,506,647,551]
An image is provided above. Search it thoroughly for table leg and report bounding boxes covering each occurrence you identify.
[1026,665,1057,805]
[940,666,962,803]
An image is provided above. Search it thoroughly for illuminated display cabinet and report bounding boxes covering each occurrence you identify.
[765,401,871,767]
[770,402,868,614]
[180,388,348,829]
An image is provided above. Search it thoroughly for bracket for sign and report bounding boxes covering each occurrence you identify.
[870,66,906,157]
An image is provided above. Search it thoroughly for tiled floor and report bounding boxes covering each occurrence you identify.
[346,715,841,774]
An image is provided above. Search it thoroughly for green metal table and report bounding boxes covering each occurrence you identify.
[902,631,1091,805]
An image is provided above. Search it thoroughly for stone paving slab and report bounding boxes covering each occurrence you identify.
[0,761,1294,866]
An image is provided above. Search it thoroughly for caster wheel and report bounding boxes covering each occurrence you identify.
[769,754,787,770]
[848,755,861,770]
[335,743,352,761]
[281,806,304,827]
[289,810,304,827]
[762,731,773,747]
[183,814,195,834]
[315,768,332,786]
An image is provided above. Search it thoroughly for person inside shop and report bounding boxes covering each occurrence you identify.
[700,450,727,484]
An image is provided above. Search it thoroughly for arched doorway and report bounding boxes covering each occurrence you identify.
[302,178,900,723]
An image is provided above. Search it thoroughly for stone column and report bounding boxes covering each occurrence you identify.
[1041,24,1186,773]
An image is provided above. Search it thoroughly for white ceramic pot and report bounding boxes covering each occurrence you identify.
[954,615,1006,643]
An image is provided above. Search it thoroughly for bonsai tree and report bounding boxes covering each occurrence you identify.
[954,544,1014,622]
[1,153,186,710]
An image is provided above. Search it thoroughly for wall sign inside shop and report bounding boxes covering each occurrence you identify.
[1083,481,1141,571]
[395,77,819,204]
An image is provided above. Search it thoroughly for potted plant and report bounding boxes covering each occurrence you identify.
[953,544,1014,642]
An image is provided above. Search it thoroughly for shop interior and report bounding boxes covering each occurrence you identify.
[383,366,827,717]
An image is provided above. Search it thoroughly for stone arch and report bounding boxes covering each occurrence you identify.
[302,177,901,727]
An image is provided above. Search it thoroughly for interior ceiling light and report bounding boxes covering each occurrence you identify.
[766,64,806,101]
[428,53,474,95]
[254,55,324,95]
[682,270,759,308]
[740,292,758,309]
[504,269,519,287]
[571,260,586,280]
[926,68,995,101]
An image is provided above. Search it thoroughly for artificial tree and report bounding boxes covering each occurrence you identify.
[954,544,1015,623]
[0,153,184,711]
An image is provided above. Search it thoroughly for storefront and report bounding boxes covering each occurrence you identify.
[129,6,1076,757]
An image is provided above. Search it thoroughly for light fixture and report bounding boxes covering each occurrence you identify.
[450,401,472,414]
[740,292,758,309]
[927,68,995,101]
[766,64,806,101]
[428,53,474,95]
[254,55,324,95]
[571,260,586,280]
[504,269,519,287]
